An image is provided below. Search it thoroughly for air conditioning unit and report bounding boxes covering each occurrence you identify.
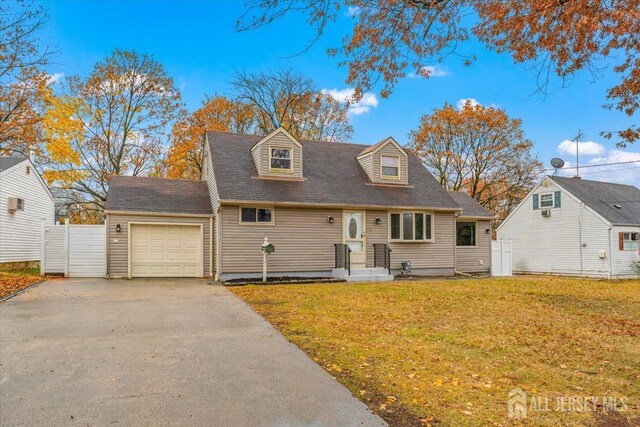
[541,209,551,217]
[7,197,18,212]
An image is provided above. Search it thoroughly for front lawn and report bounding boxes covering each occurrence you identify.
[231,276,639,426]
[0,268,45,298]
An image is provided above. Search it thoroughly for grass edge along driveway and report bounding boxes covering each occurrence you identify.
[231,276,639,426]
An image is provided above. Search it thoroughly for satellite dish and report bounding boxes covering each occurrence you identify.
[550,158,565,169]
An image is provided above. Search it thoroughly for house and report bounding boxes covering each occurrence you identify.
[104,128,493,281]
[497,176,640,278]
[0,157,55,270]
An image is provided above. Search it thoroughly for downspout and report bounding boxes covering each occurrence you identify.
[607,226,613,280]
[105,214,110,278]
[209,215,213,278]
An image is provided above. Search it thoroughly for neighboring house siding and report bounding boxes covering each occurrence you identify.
[220,205,341,274]
[610,225,640,277]
[255,132,303,179]
[106,213,211,278]
[371,143,408,184]
[365,210,455,273]
[0,162,54,264]
[498,180,612,277]
[455,219,491,273]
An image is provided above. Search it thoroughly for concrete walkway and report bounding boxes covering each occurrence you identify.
[0,279,386,426]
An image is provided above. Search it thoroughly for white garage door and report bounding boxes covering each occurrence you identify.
[130,224,202,277]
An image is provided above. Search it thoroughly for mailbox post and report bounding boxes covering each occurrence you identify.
[261,237,275,283]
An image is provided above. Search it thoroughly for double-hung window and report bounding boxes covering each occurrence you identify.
[240,207,273,224]
[390,212,433,241]
[621,232,639,251]
[381,156,399,178]
[270,147,292,171]
[540,193,554,208]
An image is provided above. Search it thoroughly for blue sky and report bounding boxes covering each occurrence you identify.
[40,0,639,185]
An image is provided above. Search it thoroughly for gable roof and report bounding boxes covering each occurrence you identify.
[447,191,493,219]
[206,130,460,210]
[0,157,27,173]
[105,176,213,215]
[551,176,640,226]
[357,137,407,158]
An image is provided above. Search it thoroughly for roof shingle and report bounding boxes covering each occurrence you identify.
[447,191,493,218]
[551,176,640,226]
[207,131,460,210]
[0,157,27,172]
[105,176,212,215]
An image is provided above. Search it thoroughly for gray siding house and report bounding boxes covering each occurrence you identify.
[105,128,493,281]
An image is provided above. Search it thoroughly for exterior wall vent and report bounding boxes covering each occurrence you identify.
[541,209,551,217]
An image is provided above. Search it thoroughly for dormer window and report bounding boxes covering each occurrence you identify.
[270,147,292,172]
[381,156,399,178]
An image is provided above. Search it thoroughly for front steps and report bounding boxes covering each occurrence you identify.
[331,267,394,282]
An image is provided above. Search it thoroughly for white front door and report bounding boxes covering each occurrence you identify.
[344,211,366,267]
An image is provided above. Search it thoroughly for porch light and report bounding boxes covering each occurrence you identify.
[375,217,382,225]
[328,216,335,224]
[116,224,121,232]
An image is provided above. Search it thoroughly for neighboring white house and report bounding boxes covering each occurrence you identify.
[0,157,55,269]
[497,176,640,278]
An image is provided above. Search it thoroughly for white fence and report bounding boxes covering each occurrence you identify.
[491,239,512,277]
[42,224,106,277]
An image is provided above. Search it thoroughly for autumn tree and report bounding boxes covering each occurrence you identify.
[232,69,353,141]
[0,0,52,157]
[165,95,256,179]
[409,101,542,221]
[238,0,640,146]
[43,49,182,219]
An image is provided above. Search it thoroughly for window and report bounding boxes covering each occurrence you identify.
[16,198,24,211]
[270,147,292,171]
[621,232,639,251]
[540,193,554,208]
[456,222,477,247]
[240,207,273,224]
[381,156,399,178]
[390,212,433,241]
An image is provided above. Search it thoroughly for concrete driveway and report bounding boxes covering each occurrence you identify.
[0,279,386,426]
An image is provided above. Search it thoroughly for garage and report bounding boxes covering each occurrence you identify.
[130,224,203,277]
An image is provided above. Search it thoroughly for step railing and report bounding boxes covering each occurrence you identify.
[373,244,392,275]
[334,243,351,276]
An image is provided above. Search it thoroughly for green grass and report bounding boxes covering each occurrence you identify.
[231,276,640,426]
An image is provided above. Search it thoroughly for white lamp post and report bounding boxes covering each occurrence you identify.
[261,237,275,283]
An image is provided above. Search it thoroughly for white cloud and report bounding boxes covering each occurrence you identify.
[46,72,64,85]
[408,65,449,78]
[557,139,606,156]
[557,149,640,186]
[321,88,379,115]
[456,98,481,110]
[345,6,360,16]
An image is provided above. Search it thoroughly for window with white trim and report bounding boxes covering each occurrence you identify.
[270,147,292,171]
[240,207,273,224]
[622,232,639,251]
[390,212,433,241]
[381,156,399,178]
[540,193,554,208]
[456,221,476,247]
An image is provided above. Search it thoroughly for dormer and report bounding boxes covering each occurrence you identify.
[357,137,408,185]
[250,127,303,179]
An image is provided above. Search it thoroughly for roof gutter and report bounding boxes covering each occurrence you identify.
[104,210,214,218]
[218,199,462,212]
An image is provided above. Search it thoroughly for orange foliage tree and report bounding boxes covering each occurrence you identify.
[410,101,542,222]
[238,0,639,146]
[0,1,52,157]
[165,96,256,179]
[42,49,182,219]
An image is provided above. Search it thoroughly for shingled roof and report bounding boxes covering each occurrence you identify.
[206,131,460,210]
[551,176,640,226]
[105,176,212,215]
[0,157,27,172]
[447,191,493,218]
